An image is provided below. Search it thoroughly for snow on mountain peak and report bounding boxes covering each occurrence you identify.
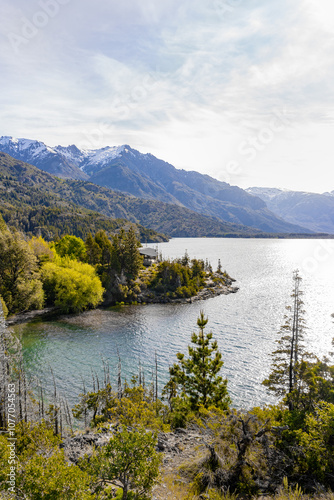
[52,143,126,171]
[0,135,17,145]
[0,136,59,163]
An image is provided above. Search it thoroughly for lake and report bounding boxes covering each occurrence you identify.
[13,238,334,410]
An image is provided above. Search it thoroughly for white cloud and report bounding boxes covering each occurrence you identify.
[0,0,334,192]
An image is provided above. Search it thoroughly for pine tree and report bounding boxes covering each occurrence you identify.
[166,312,230,411]
[123,227,143,280]
[263,270,308,410]
[85,233,102,265]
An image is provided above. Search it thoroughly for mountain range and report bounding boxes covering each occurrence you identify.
[0,136,311,235]
[0,152,271,240]
[246,187,334,234]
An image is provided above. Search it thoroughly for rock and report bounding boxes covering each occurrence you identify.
[61,430,113,465]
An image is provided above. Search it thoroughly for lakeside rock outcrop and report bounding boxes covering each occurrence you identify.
[137,272,238,304]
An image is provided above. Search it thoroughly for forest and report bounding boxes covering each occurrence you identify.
[0,216,146,317]
[0,261,334,499]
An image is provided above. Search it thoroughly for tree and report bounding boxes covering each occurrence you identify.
[123,227,143,280]
[295,402,334,485]
[42,257,104,313]
[29,235,55,265]
[93,230,113,268]
[0,299,24,430]
[55,234,87,262]
[165,312,230,413]
[263,270,308,410]
[0,230,44,314]
[0,214,8,232]
[0,422,93,499]
[85,233,102,265]
[88,427,161,500]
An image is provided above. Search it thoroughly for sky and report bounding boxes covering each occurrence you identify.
[1,0,334,193]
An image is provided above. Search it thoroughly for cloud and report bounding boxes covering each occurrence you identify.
[0,0,334,191]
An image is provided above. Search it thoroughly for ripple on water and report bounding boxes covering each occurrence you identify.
[13,238,334,410]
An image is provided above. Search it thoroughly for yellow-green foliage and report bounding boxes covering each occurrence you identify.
[107,384,169,431]
[42,255,104,312]
[0,296,8,318]
[29,235,55,265]
[83,426,161,500]
[0,230,44,314]
[295,402,334,482]
[0,422,93,499]
[74,381,169,431]
[55,234,87,261]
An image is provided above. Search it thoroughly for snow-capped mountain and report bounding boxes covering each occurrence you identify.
[0,136,135,180]
[0,136,312,234]
[53,144,127,175]
[246,187,334,234]
[0,136,88,180]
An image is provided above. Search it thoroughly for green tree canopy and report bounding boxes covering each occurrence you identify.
[42,256,104,313]
[86,427,161,500]
[0,422,93,499]
[55,234,87,262]
[165,312,230,413]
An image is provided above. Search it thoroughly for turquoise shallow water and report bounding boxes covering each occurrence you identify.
[13,238,334,409]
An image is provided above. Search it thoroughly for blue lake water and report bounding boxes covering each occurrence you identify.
[13,238,334,410]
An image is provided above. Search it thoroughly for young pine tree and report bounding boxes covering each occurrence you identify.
[165,312,230,412]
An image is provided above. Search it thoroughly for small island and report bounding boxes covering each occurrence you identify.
[136,251,238,304]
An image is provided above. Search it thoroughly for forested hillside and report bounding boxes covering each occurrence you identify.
[0,153,166,242]
[0,152,265,238]
[0,137,312,234]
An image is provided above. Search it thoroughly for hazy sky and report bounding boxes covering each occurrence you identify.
[1,0,334,192]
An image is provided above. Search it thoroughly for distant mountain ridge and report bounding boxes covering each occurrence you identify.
[0,136,311,234]
[0,152,267,239]
[246,187,334,234]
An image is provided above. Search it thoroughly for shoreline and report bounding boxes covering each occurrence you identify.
[137,281,238,305]
[7,276,238,326]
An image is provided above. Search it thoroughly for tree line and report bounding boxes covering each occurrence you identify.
[0,215,145,316]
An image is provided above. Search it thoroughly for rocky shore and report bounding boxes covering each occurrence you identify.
[137,272,238,304]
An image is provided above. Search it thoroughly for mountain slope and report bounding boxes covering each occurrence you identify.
[0,136,311,234]
[84,145,309,233]
[0,153,167,241]
[0,152,265,239]
[246,187,334,234]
